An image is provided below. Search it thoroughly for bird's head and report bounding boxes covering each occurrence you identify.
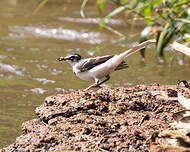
[57,53,83,65]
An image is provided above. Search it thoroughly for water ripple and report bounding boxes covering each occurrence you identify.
[33,77,55,85]
[58,17,122,25]
[30,88,47,94]
[0,63,23,76]
[8,26,103,44]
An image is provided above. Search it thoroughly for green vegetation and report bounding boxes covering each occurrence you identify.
[35,0,190,59]
[97,0,190,59]
[33,0,49,15]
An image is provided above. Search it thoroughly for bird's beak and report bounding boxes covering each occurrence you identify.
[57,56,66,62]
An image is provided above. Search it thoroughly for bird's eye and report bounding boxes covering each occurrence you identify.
[74,55,80,60]
[69,56,74,61]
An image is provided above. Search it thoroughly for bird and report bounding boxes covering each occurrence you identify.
[57,40,155,90]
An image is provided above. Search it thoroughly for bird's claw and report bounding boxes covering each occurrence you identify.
[84,83,101,91]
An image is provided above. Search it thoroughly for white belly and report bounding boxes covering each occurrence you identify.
[76,71,95,81]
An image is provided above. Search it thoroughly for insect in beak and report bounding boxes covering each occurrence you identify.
[57,56,66,62]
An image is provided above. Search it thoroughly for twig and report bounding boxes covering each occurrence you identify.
[138,114,149,126]
[170,42,190,58]
[103,24,125,37]
[80,0,88,18]
[99,147,111,152]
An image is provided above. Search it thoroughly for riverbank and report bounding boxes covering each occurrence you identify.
[1,83,190,152]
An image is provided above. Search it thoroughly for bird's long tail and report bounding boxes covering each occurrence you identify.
[120,39,156,59]
[106,39,156,71]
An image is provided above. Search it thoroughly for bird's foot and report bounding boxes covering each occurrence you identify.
[84,76,110,91]
[84,83,101,91]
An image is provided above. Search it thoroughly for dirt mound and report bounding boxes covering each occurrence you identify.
[0,84,187,152]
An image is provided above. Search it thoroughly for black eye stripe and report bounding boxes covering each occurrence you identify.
[70,55,78,59]
[66,54,82,61]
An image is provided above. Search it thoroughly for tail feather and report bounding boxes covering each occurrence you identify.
[115,61,128,71]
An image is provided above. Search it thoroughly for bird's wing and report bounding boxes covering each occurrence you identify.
[76,55,114,72]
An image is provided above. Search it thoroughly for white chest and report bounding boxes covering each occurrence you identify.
[72,65,94,81]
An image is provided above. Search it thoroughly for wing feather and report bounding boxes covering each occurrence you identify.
[76,55,114,72]
[76,55,128,72]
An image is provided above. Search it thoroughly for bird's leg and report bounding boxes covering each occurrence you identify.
[84,82,99,91]
[95,75,110,87]
[84,77,101,90]
[84,75,110,91]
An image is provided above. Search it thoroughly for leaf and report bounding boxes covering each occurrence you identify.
[173,0,189,8]
[141,25,153,38]
[151,0,162,6]
[157,23,170,45]
[32,0,49,15]
[143,5,152,24]
[176,18,190,24]
[99,5,127,31]
[121,0,128,5]
[99,19,106,31]
[184,34,190,42]
[156,30,161,47]
[97,0,104,16]
[142,0,162,24]
[139,25,153,58]
[180,24,190,34]
[106,6,127,18]
[156,23,175,59]
[162,27,175,46]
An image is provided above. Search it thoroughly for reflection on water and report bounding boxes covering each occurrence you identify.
[0,0,189,148]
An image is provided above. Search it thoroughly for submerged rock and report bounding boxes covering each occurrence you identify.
[1,84,190,152]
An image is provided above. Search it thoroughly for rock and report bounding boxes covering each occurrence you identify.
[0,84,188,152]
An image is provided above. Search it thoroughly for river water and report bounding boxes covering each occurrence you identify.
[0,0,189,148]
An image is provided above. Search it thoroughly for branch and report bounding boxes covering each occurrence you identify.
[170,42,190,58]
[80,0,88,18]
[103,25,125,37]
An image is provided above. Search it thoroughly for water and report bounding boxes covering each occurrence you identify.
[0,0,189,148]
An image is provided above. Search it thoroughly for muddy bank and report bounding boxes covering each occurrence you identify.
[1,84,190,152]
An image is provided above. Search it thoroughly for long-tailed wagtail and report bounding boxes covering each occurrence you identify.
[57,39,155,90]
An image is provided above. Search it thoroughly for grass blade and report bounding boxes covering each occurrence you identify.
[97,0,104,16]
[156,23,170,58]
[139,25,153,58]
[32,0,49,15]
[99,5,127,31]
